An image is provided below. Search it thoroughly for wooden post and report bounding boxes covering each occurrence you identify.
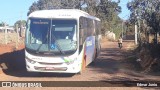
[16,24,19,48]
[4,23,7,45]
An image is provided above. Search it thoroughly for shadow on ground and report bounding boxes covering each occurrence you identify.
[0,49,74,77]
[89,45,150,79]
[89,42,160,82]
[101,76,160,89]
[89,47,126,74]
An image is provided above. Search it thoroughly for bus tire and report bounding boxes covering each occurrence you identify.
[92,48,97,62]
[95,49,98,59]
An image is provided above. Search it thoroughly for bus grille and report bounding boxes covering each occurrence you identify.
[34,66,67,71]
[38,62,63,65]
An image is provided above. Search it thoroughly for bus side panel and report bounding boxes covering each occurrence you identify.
[85,36,96,65]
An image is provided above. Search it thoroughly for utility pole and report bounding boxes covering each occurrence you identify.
[135,9,138,45]
[137,16,141,44]
[16,24,19,49]
[20,11,24,37]
[135,24,138,45]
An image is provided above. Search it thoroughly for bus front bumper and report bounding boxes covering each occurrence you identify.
[25,59,82,73]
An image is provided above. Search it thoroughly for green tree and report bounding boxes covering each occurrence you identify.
[127,0,160,44]
[95,0,122,36]
[14,20,26,28]
[0,22,9,26]
[0,22,5,26]
[14,20,26,37]
[27,0,86,16]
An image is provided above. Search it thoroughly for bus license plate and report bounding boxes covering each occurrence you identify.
[46,67,54,70]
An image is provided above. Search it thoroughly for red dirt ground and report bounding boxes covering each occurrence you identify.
[0,43,24,55]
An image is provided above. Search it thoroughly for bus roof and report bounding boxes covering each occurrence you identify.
[28,9,100,21]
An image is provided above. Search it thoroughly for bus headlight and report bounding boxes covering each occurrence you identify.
[65,58,77,65]
[25,56,36,64]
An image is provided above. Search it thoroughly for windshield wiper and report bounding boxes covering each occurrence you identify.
[50,24,66,55]
[36,28,52,54]
[50,32,66,55]
[36,41,47,54]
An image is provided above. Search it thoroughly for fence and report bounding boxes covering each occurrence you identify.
[0,27,25,48]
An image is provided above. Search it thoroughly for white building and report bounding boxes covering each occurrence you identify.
[0,26,14,33]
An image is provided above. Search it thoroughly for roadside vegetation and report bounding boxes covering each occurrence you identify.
[127,0,160,73]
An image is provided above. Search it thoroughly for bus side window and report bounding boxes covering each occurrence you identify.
[83,18,87,39]
[79,17,85,42]
[87,19,93,36]
[95,21,101,35]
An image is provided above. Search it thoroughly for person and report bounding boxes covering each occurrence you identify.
[118,37,123,49]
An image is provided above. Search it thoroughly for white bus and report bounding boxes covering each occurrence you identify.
[25,9,101,74]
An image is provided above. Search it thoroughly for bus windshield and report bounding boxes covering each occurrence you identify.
[25,18,77,55]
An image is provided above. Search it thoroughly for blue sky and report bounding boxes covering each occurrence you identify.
[118,0,131,20]
[0,0,130,26]
[0,0,38,26]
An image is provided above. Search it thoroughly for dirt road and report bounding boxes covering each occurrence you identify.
[0,40,160,90]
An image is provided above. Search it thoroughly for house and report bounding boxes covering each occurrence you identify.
[0,26,15,33]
